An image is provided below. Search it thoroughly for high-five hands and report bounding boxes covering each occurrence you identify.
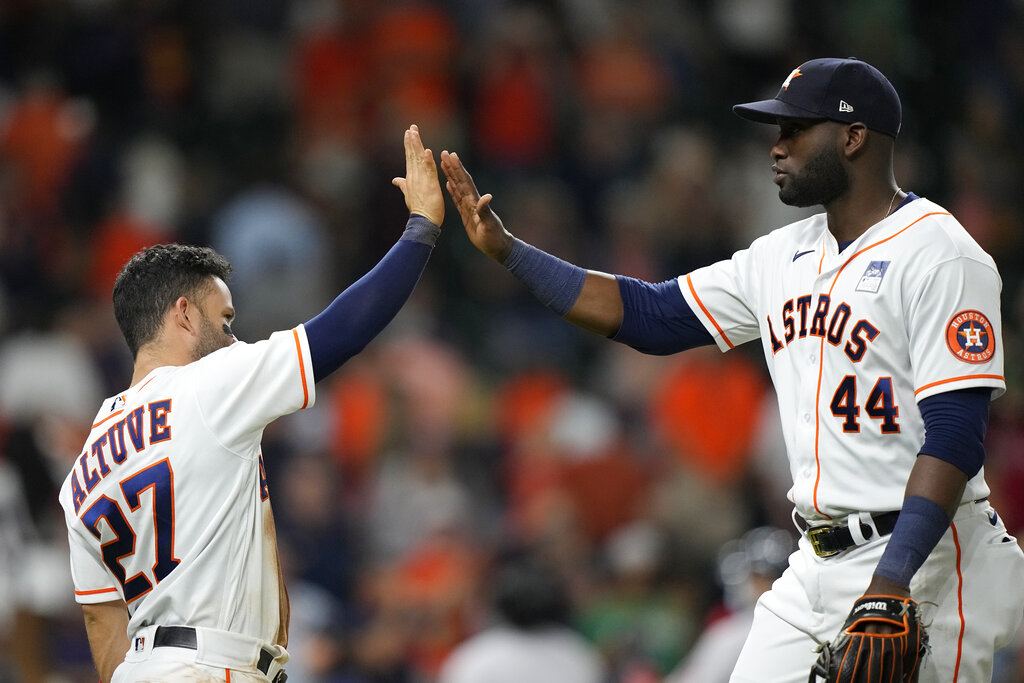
[392,124,444,227]
[440,150,515,262]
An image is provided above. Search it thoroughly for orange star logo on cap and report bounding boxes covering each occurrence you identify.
[782,68,803,90]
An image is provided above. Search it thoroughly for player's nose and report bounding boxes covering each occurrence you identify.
[770,138,787,161]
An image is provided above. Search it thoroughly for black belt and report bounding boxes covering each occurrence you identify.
[798,510,900,558]
[153,626,286,682]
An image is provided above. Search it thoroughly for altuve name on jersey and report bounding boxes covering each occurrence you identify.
[765,293,878,360]
[69,399,172,514]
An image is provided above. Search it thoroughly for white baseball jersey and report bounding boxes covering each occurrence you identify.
[680,197,1002,521]
[440,625,606,683]
[59,325,315,646]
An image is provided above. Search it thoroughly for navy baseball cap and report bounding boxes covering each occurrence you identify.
[733,58,901,137]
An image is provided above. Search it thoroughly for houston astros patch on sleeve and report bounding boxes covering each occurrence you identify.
[945,309,996,363]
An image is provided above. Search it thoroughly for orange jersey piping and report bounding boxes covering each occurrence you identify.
[685,273,734,349]
[292,328,310,409]
[915,374,1004,396]
[92,409,124,430]
[952,521,965,681]
[75,586,119,596]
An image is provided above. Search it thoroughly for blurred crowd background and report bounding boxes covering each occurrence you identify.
[2,0,1024,681]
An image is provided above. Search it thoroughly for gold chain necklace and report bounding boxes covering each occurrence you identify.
[885,187,902,217]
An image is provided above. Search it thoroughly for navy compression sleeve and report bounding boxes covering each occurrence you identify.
[502,238,587,316]
[304,215,440,382]
[612,276,714,354]
[918,387,991,477]
[873,495,949,588]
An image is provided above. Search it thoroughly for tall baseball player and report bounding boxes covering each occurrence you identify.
[441,58,1024,682]
[59,124,444,683]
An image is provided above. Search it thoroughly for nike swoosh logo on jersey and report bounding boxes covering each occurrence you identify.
[792,249,814,261]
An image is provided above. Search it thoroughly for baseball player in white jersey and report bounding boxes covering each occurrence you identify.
[441,58,1024,682]
[59,125,445,683]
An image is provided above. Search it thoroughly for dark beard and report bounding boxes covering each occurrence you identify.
[192,315,233,361]
[779,143,850,208]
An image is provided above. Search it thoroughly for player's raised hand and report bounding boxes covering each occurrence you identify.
[440,150,514,262]
[392,124,444,226]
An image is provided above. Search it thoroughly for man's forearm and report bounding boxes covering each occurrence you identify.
[83,601,129,682]
[870,455,969,593]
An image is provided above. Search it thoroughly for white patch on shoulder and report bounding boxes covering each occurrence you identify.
[856,260,890,293]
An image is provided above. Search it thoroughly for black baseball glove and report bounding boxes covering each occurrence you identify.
[808,595,928,682]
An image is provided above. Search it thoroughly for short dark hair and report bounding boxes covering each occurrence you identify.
[493,556,572,629]
[112,244,232,358]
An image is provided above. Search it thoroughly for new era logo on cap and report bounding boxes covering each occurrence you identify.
[732,57,902,137]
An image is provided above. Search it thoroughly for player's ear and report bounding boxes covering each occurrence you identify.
[170,296,198,334]
[842,122,869,158]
